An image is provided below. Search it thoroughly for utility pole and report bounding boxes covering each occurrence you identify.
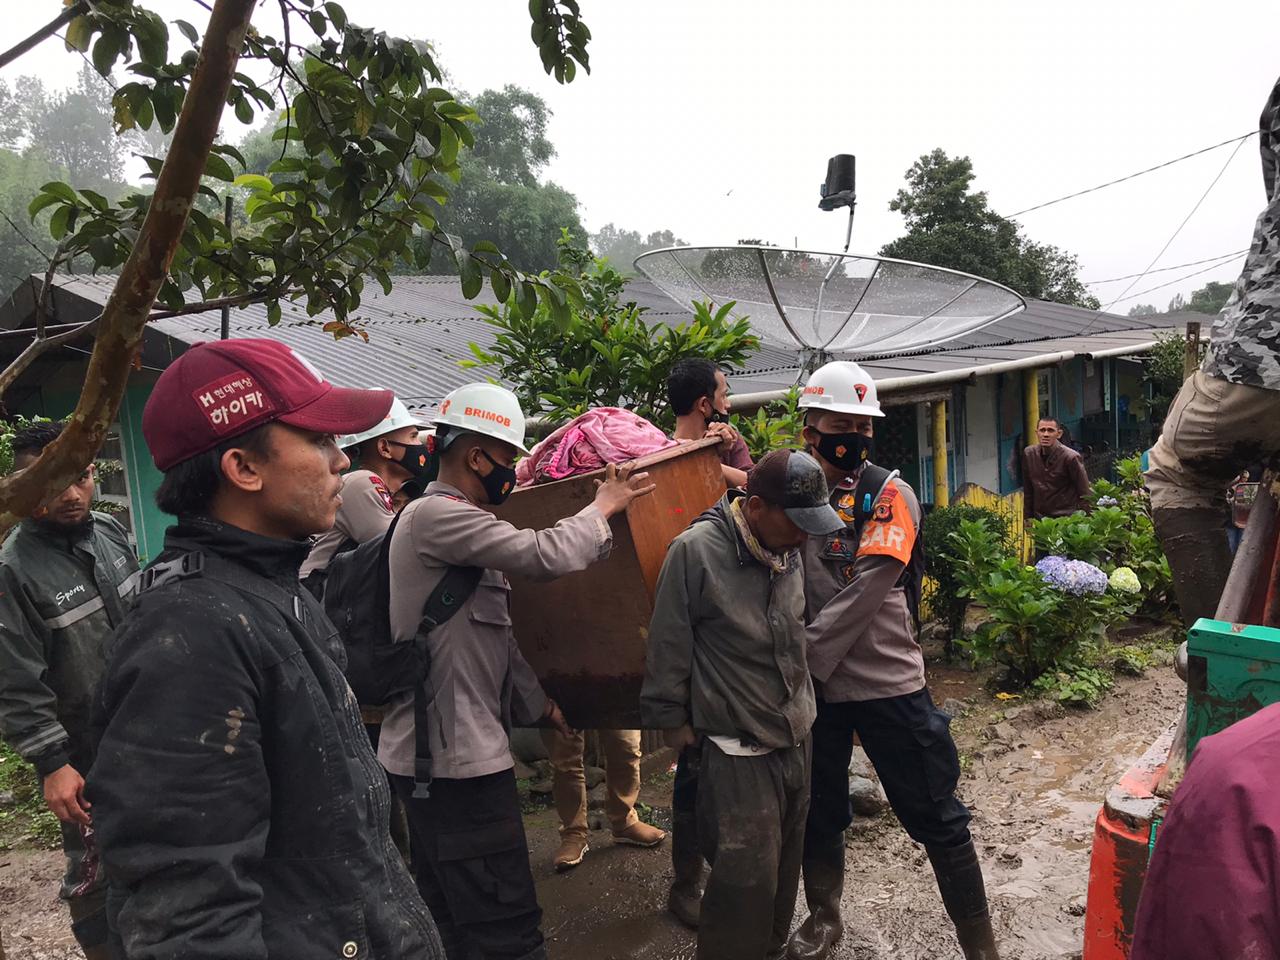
[220,195,233,340]
[1182,321,1201,381]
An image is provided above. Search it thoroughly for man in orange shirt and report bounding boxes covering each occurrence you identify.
[786,362,999,960]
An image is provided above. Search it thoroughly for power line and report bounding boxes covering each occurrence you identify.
[1008,131,1257,218]
[1098,135,1249,315]
[0,207,52,260]
[1076,134,1249,334]
[1109,257,1245,306]
[1084,249,1249,284]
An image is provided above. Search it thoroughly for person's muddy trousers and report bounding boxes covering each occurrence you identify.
[58,819,110,960]
[1146,370,1280,623]
[697,737,810,960]
[391,769,545,960]
[806,689,971,850]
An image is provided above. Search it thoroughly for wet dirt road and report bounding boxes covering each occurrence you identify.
[0,665,1182,960]
[532,664,1184,960]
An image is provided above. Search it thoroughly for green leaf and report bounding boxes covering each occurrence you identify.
[174,19,200,45]
[40,182,79,205]
[27,192,63,221]
[210,143,248,168]
[78,189,110,212]
[49,204,76,240]
[459,257,483,299]
[92,30,122,77]
[234,94,253,125]
[233,173,274,194]
[64,15,94,53]
[308,10,327,36]
[267,301,282,325]
[324,2,347,30]
[203,153,235,182]
[490,267,511,304]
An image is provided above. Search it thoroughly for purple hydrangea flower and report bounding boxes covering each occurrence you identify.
[1097,495,1119,507]
[1035,555,1108,596]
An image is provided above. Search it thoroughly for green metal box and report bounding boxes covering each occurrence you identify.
[1186,617,1280,759]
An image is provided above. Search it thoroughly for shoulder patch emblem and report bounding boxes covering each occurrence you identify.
[369,475,394,511]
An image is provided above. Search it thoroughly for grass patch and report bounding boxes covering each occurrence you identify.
[0,741,61,849]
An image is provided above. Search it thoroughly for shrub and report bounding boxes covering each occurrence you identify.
[950,517,1131,690]
[924,503,1015,641]
[1032,453,1176,619]
[734,388,804,462]
[466,234,759,430]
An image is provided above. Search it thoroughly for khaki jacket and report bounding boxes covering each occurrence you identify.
[378,481,611,780]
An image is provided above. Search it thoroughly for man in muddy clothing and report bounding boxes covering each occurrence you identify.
[378,381,654,960]
[89,339,445,959]
[1146,74,1280,624]
[643,448,843,960]
[0,422,139,960]
[787,361,999,960]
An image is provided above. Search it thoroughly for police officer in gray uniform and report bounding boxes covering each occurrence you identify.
[1147,74,1280,623]
[787,362,998,960]
[379,382,654,960]
[0,421,139,959]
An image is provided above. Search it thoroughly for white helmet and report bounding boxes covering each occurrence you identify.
[798,361,885,418]
[336,396,430,449]
[434,382,531,455]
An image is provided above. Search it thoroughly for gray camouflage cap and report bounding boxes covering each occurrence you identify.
[747,449,844,535]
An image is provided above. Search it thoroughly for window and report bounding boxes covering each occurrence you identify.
[93,427,134,541]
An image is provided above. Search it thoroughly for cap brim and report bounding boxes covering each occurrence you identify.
[786,503,846,536]
[278,385,394,437]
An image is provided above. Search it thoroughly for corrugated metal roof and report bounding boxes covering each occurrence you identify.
[10,273,1188,414]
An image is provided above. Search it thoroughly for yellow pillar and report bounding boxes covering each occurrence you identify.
[931,400,949,507]
[1023,368,1040,449]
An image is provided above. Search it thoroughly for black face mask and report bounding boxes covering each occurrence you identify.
[813,429,873,472]
[385,440,437,482]
[477,449,518,506]
[707,408,731,425]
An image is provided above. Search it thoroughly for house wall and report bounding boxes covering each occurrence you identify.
[960,377,1001,493]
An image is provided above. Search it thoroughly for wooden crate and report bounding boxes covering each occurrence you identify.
[494,437,726,728]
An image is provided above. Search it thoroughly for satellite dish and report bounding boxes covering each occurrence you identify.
[635,245,1026,369]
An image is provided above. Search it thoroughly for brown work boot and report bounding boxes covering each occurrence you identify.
[786,839,845,960]
[553,837,589,872]
[612,819,666,847]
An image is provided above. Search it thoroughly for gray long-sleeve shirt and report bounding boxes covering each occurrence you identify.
[378,480,612,780]
[641,494,815,749]
[802,475,925,702]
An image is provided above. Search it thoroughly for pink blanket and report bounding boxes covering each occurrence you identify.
[517,407,676,486]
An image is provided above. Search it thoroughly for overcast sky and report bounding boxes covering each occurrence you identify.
[5,0,1276,314]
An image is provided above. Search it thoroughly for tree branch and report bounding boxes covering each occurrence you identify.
[0,318,99,400]
[0,1,88,71]
[0,0,257,538]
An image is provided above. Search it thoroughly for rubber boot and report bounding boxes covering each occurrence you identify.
[667,810,703,929]
[1151,506,1232,626]
[785,839,845,960]
[927,842,999,960]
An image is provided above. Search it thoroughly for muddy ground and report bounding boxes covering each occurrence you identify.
[0,660,1182,960]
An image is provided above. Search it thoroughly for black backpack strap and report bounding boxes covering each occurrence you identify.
[851,464,897,530]
[140,551,205,593]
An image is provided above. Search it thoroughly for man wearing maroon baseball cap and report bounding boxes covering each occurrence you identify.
[87,339,445,959]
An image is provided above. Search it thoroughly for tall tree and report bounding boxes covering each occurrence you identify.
[1128,303,1159,317]
[23,64,126,192]
[591,223,685,274]
[0,0,593,537]
[1185,280,1234,315]
[879,149,1100,309]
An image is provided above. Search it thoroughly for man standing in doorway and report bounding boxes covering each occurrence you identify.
[786,361,999,960]
[1021,417,1091,521]
[0,422,139,960]
[643,449,842,960]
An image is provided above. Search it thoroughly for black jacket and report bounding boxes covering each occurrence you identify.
[88,518,442,960]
